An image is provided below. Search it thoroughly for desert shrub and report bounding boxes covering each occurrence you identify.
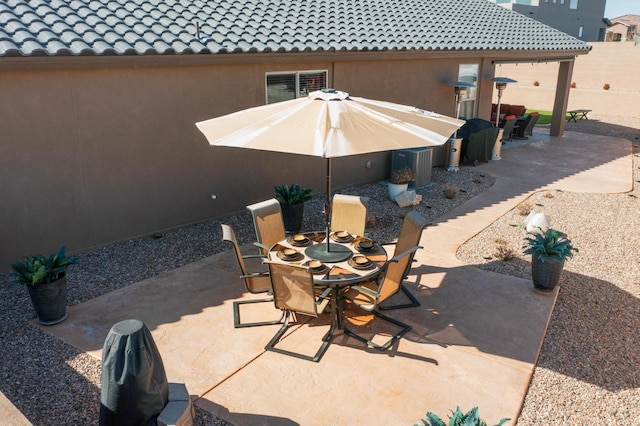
[493,238,517,260]
[517,202,533,216]
[443,184,459,199]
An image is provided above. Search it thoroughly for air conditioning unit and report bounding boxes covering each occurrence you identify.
[391,147,433,188]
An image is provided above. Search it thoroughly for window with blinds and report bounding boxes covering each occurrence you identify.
[266,71,327,104]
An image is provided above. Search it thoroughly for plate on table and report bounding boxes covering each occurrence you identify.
[287,234,312,247]
[303,259,329,274]
[330,230,354,243]
[348,255,374,270]
[277,248,303,262]
[355,238,377,253]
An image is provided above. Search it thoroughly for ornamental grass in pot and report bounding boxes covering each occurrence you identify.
[274,184,313,233]
[10,246,77,325]
[388,166,415,200]
[522,228,578,292]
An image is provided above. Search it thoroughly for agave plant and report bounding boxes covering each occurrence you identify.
[274,184,313,205]
[522,227,578,263]
[10,246,77,287]
[416,406,509,426]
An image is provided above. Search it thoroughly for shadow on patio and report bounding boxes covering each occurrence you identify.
[36,130,633,425]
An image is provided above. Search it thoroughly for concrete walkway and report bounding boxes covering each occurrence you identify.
[34,131,632,425]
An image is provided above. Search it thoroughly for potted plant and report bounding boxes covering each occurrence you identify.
[274,184,313,233]
[388,166,415,200]
[522,228,578,292]
[416,406,509,426]
[10,246,77,325]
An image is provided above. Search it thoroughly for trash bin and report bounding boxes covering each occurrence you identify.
[447,137,462,172]
[99,319,169,426]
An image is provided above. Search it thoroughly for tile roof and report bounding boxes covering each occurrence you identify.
[0,0,590,57]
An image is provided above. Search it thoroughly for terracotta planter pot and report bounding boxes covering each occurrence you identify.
[281,202,305,233]
[26,276,67,325]
[531,254,564,292]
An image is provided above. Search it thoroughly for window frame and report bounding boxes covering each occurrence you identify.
[265,70,328,104]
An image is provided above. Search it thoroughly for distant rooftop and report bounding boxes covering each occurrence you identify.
[0,0,590,57]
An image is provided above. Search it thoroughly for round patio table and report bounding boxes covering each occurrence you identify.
[267,231,388,337]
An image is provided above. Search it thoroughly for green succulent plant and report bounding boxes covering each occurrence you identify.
[416,406,509,426]
[10,246,77,287]
[274,184,313,205]
[522,228,578,263]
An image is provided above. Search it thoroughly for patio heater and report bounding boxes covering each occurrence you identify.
[446,81,476,172]
[490,77,517,161]
[490,77,517,128]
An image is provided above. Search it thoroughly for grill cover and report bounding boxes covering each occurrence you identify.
[99,319,168,425]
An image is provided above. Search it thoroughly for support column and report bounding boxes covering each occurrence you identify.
[550,60,575,137]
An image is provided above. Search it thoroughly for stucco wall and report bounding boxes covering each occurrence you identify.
[1,54,480,268]
[495,42,639,117]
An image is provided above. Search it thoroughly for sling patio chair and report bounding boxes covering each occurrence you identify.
[514,112,540,139]
[500,114,517,143]
[330,193,370,237]
[264,262,332,362]
[376,210,430,310]
[222,224,284,328]
[341,211,428,351]
[247,198,287,256]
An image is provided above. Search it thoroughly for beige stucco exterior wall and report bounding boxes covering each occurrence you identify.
[2,53,494,268]
[494,42,639,117]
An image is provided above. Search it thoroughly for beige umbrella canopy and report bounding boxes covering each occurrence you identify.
[196,89,464,261]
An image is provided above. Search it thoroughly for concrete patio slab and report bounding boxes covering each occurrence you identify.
[36,130,632,425]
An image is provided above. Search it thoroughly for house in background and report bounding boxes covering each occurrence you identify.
[489,0,607,41]
[0,0,589,268]
[606,15,640,43]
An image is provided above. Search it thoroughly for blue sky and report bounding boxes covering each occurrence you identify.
[605,0,640,18]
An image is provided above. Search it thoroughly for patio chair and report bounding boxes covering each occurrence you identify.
[222,224,284,328]
[264,263,332,362]
[330,193,370,237]
[500,115,517,143]
[246,198,286,255]
[377,210,430,310]
[514,112,540,139]
[341,211,428,351]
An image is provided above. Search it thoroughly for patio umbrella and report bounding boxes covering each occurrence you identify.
[196,89,463,261]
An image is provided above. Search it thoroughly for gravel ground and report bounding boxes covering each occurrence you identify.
[0,160,493,425]
[458,113,640,425]
[1,113,637,425]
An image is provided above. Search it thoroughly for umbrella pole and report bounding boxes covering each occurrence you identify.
[305,157,351,263]
[326,158,332,253]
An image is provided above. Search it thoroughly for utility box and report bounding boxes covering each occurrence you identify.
[391,147,433,188]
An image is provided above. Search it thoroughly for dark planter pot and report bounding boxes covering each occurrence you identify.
[281,202,305,234]
[27,276,68,325]
[531,254,564,292]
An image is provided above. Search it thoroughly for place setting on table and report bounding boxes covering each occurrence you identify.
[268,230,387,284]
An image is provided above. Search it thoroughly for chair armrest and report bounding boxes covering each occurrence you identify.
[388,245,421,264]
[316,287,333,303]
[240,272,269,279]
[348,285,380,299]
[253,242,271,251]
[242,254,266,260]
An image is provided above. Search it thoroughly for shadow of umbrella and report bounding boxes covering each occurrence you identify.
[196,89,464,262]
